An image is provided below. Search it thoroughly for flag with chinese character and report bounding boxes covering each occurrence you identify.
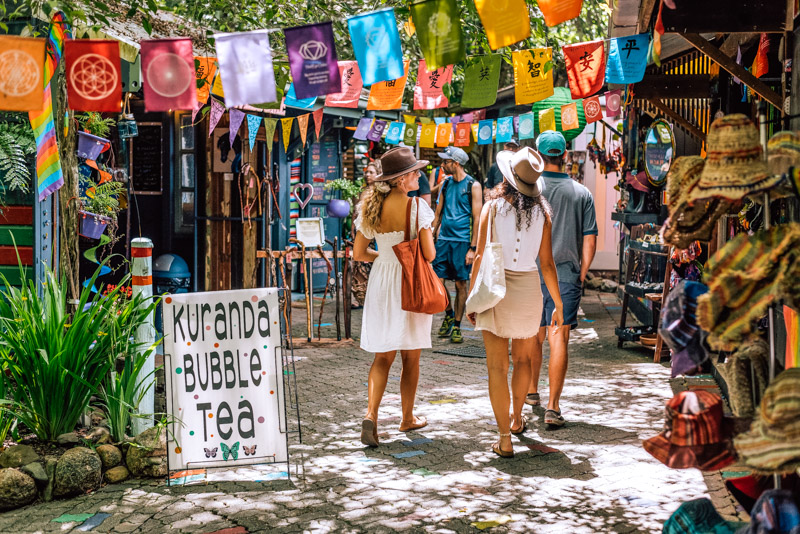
[461,54,502,109]
[281,117,294,151]
[539,108,556,132]
[348,7,405,86]
[513,48,554,105]
[582,95,602,124]
[436,123,451,147]
[367,119,387,142]
[285,82,317,109]
[606,34,650,84]
[385,122,404,144]
[215,31,276,108]
[410,0,465,70]
[142,38,197,112]
[474,0,530,50]
[414,60,453,110]
[563,40,604,99]
[496,116,514,143]
[538,0,583,27]
[403,122,418,145]
[454,122,472,147]
[518,112,535,140]
[605,90,622,118]
[284,21,340,99]
[65,40,122,112]
[367,60,409,110]
[353,117,372,140]
[561,102,579,130]
[477,119,494,145]
[0,36,46,111]
[325,61,363,108]
[194,56,217,106]
[752,33,769,78]
[420,123,437,148]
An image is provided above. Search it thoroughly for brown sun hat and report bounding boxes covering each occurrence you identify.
[377,147,429,181]
[687,114,776,204]
[496,147,545,197]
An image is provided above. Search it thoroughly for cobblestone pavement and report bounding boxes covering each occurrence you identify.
[0,290,745,533]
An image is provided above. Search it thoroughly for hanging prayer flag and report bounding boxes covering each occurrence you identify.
[229,108,245,144]
[652,0,664,67]
[403,114,417,125]
[367,119,387,142]
[473,109,487,121]
[752,33,769,78]
[733,45,742,85]
[281,117,294,151]
[539,108,556,132]
[402,122,418,145]
[385,122,404,144]
[325,61,363,108]
[518,112,535,140]
[477,119,494,145]
[64,40,122,112]
[208,99,225,137]
[561,102,579,131]
[141,38,196,112]
[263,118,278,144]
[353,117,373,140]
[410,0,465,70]
[414,60,453,110]
[367,60,409,110]
[496,116,514,143]
[474,0,530,50]
[454,122,472,147]
[347,7,405,86]
[211,71,225,99]
[215,30,276,108]
[284,21,340,99]
[470,123,479,141]
[462,112,473,123]
[513,115,520,133]
[605,34,650,85]
[605,90,622,118]
[461,55,502,109]
[582,96,602,124]
[420,123,437,148]
[312,107,324,140]
[285,83,317,109]
[194,57,217,107]
[563,40,605,100]
[297,114,310,146]
[538,0,583,27]
[0,36,45,111]
[247,114,262,150]
[513,48,554,105]
[436,123,451,147]
[433,117,446,125]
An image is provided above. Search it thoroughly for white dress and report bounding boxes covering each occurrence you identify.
[358,199,435,353]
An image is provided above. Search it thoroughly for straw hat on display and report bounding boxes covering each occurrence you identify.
[767,131,800,199]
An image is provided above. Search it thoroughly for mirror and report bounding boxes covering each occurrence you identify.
[643,119,674,186]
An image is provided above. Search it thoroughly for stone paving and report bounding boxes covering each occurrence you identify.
[0,289,746,533]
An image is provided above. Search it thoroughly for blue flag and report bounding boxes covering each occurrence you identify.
[246,114,262,150]
[477,119,494,145]
[348,7,405,86]
[285,83,318,109]
[496,117,513,143]
[385,122,404,145]
[606,34,650,84]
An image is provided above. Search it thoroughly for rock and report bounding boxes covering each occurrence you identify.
[126,427,167,478]
[53,447,101,498]
[56,432,81,446]
[96,445,122,469]
[86,427,112,445]
[42,458,56,502]
[584,277,604,290]
[104,465,130,484]
[0,468,38,510]
[0,445,40,468]
[20,462,48,488]
[600,279,619,293]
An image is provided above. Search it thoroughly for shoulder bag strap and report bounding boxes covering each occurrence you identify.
[404,197,413,241]
[414,197,420,237]
[489,200,498,244]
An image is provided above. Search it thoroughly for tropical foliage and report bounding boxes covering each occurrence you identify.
[80,177,125,217]
[0,116,36,194]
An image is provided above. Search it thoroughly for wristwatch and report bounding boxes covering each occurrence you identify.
[469,245,477,251]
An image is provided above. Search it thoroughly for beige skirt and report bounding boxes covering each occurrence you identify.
[475,270,543,339]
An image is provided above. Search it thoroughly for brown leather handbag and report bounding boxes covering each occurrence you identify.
[392,198,448,314]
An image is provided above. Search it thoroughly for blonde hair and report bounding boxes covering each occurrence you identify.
[355,176,401,235]
[366,160,382,174]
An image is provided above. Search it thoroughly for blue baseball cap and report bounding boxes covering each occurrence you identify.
[438,146,469,165]
[536,130,567,157]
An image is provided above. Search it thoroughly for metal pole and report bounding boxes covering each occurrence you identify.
[131,237,156,434]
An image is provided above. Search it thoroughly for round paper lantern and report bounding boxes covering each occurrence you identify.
[532,87,587,142]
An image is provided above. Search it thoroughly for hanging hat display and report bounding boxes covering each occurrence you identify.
[767,131,800,200]
[662,499,747,534]
[718,339,769,419]
[658,279,710,378]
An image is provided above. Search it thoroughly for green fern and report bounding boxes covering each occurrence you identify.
[0,119,36,194]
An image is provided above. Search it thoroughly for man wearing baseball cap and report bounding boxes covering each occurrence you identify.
[527,130,598,428]
[486,138,521,192]
[432,147,483,343]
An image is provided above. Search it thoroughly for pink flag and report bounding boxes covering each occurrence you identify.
[605,90,622,118]
[229,108,245,144]
[208,99,225,137]
[141,38,197,112]
[312,108,324,140]
[325,61,363,108]
[414,60,452,110]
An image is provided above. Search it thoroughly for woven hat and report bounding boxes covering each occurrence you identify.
[643,390,736,471]
[687,114,775,204]
[718,339,769,419]
[377,147,429,181]
[767,131,800,176]
[734,368,800,473]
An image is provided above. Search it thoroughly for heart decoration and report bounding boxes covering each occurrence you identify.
[293,183,314,209]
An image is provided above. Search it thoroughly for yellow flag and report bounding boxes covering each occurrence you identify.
[281,117,294,151]
[297,114,310,145]
[436,123,451,147]
[471,123,479,141]
[513,49,554,105]
[420,123,437,148]
[561,103,579,131]
[474,0,531,50]
[211,72,225,99]
[403,114,417,125]
[539,108,556,133]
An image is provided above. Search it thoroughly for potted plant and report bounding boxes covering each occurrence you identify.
[324,178,363,218]
[76,112,116,161]
[79,177,124,239]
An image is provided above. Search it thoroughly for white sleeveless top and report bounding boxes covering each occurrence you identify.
[489,198,546,272]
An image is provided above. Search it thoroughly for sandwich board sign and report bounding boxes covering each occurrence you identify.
[164,288,288,470]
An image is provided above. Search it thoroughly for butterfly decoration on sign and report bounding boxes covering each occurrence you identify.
[220,441,240,461]
[243,444,257,456]
[204,447,218,458]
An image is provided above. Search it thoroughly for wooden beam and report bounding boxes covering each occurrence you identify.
[661,0,785,33]
[637,0,658,34]
[634,75,711,100]
[647,99,707,142]
[679,33,783,112]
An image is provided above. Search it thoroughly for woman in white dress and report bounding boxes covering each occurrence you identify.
[468,148,564,458]
[354,147,437,447]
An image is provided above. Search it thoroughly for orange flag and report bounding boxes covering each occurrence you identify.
[194,57,217,106]
[563,40,605,99]
[436,123,451,147]
[454,122,472,147]
[582,96,602,124]
[752,34,769,78]
[297,114,309,146]
[0,36,45,111]
[312,107,324,140]
[538,0,583,27]
[561,103,579,131]
[367,60,410,110]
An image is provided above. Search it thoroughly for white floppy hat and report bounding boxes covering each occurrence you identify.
[496,147,545,197]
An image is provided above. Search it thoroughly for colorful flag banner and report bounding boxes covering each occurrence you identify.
[285,83,317,109]
[539,0,583,27]
[141,38,196,112]
[454,122,472,147]
[403,114,417,125]
[474,0,530,50]
[582,96,602,124]
[420,123,437,147]
[402,122,418,145]
[477,119,494,145]
[385,122,404,144]
[64,40,122,112]
[215,30,276,108]
[247,114,262,150]
[297,114,310,146]
[539,108,556,132]
[281,117,294,151]
[513,48,554,105]
[367,119,387,142]
[470,123,479,141]
[208,98,225,136]
[436,123,451,147]
[518,112,535,140]
[211,71,225,99]
[473,109,487,121]
[752,33,769,78]
[347,7,405,86]
[605,34,650,85]
[513,115,520,133]
[496,116,514,143]
[312,107,324,139]
[561,102,579,131]
[367,60,409,110]
[563,40,605,100]
[353,117,373,140]
[0,36,46,111]
[194,56,217,105]
[325,61,363,108]
[410,0,465,70]
[229,108,245,144]
[461,54,502,109]
[284,21,340,99]
[433,117,446,125]
[414,60,453,110]
[733,45,742,85]
[263,118,278,144]
[605,90,622,118]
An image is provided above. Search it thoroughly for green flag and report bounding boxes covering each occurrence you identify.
[410,0,465,70]
[403,122,418,146]
[461,54,502,109]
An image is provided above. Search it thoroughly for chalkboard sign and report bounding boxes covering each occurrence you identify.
[309,134,339,201]
[132,123,163,194]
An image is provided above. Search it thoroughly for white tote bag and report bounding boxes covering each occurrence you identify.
[466,202,506,314]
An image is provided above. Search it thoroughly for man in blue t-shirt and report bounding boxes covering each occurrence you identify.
[527,131,597,428]
[432,147,483,343]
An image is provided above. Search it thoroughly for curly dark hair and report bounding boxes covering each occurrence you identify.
[486,180,551,231]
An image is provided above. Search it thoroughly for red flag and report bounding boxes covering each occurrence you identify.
[454,122,471,147]
[64,40,122,112]
[325,61,362,108]
[413,60,452,110]
[141,38,196,112]
[563,40,605,100]
[312,107,324,140]
[752,34,769,78]
[582,96,602,124]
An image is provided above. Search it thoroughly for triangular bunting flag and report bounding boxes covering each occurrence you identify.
[297,114,310,146]
[247,114,262,150]
[312,108,324,140]
[208,99,225,137]
[192,106,201,124]
[281,117,294,151]
[263,118,278,145]
[229,108,245,145]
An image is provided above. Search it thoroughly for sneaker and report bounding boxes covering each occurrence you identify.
[450,326,464,343]
[544,409,565,428]
[525,393,540,406]
[438,316,454,337]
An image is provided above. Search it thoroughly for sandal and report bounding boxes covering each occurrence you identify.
[544,409,565,428]
[525,393,540,406]
[492,433,514,458]
[510,414,528,435]
[399,416,428,432]
[360,418,379,447]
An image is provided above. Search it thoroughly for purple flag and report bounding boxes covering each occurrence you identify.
[353,118,373,140]
[367,120,387,142]
[229,108,245,144]
[284,22,341,100]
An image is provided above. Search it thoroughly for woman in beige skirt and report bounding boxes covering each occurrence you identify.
[467,148,564,458]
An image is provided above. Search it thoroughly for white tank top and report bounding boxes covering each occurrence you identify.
[489,198,546,272]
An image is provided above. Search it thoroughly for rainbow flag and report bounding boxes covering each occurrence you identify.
[29,12,70,201]
[785,305,799,369]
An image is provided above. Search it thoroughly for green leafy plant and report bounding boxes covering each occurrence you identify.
[324,178,363,203]
[76,112,116,139]
[0,363,14,447]
[0,119,36,194]
[80,177,125,217]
